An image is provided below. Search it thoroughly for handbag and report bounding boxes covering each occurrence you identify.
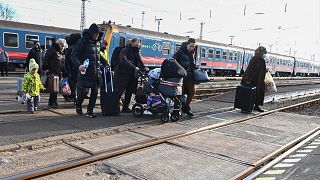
[193,69,210,84]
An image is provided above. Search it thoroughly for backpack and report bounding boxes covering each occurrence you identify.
[110,46,125,71]
[160,58,187,79]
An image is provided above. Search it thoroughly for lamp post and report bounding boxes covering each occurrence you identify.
[155,18,163,32]
[229,35,235,45]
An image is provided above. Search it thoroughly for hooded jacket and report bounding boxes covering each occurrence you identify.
[172,42,196,72]
[0,49,9,63]
[71,24,107,88]
[25,45,42,71]
[22,60,45,96]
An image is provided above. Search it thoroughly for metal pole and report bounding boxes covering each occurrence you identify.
[80,0,87,31]
[141,11,145,29]
[200,22,204,40]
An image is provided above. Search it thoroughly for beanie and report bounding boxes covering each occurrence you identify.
[29,58,39,72]
[89,23,100,34]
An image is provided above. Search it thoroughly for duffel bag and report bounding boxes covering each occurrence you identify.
[193,68,210,84]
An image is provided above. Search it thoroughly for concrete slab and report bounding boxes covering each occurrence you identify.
[0,145,88,177]
[70,132,151,153]
[177,116,224,128]
[213,121,300,146]
[133,123,195,138]
[207,109,255,120]
[244,112,320,135]
[39,162,136,180]
[107,143,247,180]
[171,131,280,164]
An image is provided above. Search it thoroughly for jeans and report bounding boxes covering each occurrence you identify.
[27,95,40,112]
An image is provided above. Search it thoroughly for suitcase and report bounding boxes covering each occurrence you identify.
[47,75,59,93]
[100,67,120,116]
[17,77,24,94]
[234,84,256,112]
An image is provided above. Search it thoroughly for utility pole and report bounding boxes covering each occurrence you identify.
[229,35,235,45]
[155,17,163,32]
[141,11,145,29]
[199,22,204,40]
[80,0,88,31]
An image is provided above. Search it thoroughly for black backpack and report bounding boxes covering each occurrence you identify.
[160,58,187,79]
[110,46,125,70]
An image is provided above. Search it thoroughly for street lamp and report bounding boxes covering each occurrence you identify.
[155,18,163,32]
[229,35,235,45]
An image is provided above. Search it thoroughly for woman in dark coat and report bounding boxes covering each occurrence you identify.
[241,46,267,112]
[172,38,197,116]
[43,39,67,108]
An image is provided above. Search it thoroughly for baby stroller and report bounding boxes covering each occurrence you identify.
[132,68,183,123]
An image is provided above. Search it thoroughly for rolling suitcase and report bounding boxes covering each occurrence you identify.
[234,84,256,112]
[100,67,120,116]
[17,77,24,94]
[47,75,59,93]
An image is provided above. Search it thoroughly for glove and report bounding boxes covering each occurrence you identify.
[144,67,150,72]
[134,67,140,79]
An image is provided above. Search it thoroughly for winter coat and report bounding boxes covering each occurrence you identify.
[42,43,66,77]
[65,47,78,82]
[0,50,9,63]
[71,31,107,88]
[25,46,42,71]
[241,54,266,106]
[172,42,196,73]
[22,72,45,96]
[113,45,146,94]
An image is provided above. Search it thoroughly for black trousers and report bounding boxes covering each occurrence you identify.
[49,93,58,105]
[0,62,8,76]
[77,84,98,113]
[123,76,138,107]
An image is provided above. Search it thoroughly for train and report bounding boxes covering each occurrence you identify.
[1,19,319,77]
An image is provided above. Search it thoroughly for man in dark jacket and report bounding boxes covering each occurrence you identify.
[114,38,148,113]
[25,41,42,74]
[43,39,67,108]
[0,47,9,77]
[65,33,82,102]
[173,38,197,116]
[71,23,107,118]
[241,46,267,112]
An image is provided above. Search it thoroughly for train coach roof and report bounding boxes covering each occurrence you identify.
[0,20,80,34]
[110,24,243,49]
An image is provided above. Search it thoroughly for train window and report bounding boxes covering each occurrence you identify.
[25,35,39,49]
[45,37,55,50]
[201,48,206,58]
[162,42,170,55]
[3,32,18,48]
[234,52,238,60]
[222,51,227,60]
[228,52,233,60]
[119,37,125,47]
[208,49,214,59]
[175,44,181,52]
[215,50,221,59]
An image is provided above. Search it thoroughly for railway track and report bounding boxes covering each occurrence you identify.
[2,97,320,179]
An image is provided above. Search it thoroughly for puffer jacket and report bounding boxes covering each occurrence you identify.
[172,42,196,72]
[22,72,45,96]
[42,43,66,76]
[71,30,107,88]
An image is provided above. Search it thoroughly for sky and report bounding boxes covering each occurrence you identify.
[3,0,320,60]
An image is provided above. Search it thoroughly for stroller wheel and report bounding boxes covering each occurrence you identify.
[132,103,144,117]
[161,113,170,123]
[171,111,182,122]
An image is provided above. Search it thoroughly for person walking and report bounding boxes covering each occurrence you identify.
[25,41,42,74]
[0,47,9,77]
[113,38,148,113]
[241,46,267,112]
[71,23,107,118]
[172,38,197,116]
[43,39,67,108]
[22,59,45,113]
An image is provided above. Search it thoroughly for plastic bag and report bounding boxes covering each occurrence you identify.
[264,71,277,92]
[60,78,71,95]
[148,68,161,80]
[40,74,47,86]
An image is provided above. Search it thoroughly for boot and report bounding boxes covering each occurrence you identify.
[121,106,132,113]
[254,105,264,112]
[183,105,194,117]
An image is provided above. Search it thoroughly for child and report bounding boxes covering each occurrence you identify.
[22,59,45,113]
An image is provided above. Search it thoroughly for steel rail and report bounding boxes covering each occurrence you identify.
[2,98,320,180]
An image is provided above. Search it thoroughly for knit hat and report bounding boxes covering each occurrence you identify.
[29,58,39,72]
[89,23,100,34]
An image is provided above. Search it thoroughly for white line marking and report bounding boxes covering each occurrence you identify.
[207,116,228,121]
[304,145,318,149]
[290,154,307,158]
[297,149,313,153]
[282,158,301,163]
[310,142,320,145]
[264,170,286,175]
[274,163,295,168]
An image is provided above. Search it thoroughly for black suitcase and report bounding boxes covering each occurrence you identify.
[234,84,256,112]
[100,67,120,116]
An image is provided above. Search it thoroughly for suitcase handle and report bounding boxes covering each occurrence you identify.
[104,67,114,93]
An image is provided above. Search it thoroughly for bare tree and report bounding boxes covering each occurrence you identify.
[0,2,17,20]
